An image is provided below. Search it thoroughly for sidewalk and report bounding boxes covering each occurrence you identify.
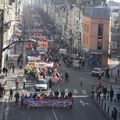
[93,94,120,120]
[0,68,24,102]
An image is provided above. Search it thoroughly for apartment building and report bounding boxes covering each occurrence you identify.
[83,6,110,67]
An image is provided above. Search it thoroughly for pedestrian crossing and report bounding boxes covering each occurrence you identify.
[28,88,88,97]
[2,87,89,101]
[64,88,88,95]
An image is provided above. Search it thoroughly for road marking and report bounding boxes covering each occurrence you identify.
[82,90,87,95]
[28,116,31,120]
[79,100,90,107]
[30,88,35,92]
[0,102,4,120]
[73,89,78,94]
[45,116,51,120]
[52,108,58,120]
[65,88,69,93]
[73,95,89,98]
[5,106,9,120]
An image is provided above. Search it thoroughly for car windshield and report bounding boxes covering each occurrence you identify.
[37,81,46,84]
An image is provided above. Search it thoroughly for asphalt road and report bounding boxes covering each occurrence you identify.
[0,60,114,120]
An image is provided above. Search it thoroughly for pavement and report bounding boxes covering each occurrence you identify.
[63,59,120,120]
[92,94,120,120]
[0,58,120,120]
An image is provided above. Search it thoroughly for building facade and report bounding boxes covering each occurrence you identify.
[83,6,110,67]
[0,0,23,68]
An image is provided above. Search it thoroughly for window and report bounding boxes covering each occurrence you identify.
[98,24,104,39]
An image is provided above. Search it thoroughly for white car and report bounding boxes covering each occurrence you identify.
[91,68,104,76]
[34,79,48,91]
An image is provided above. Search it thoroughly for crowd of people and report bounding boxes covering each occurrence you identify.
[91,82,120,104]
[10,89,73,108]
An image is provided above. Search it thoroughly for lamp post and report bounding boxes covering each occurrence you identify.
[69,30,73,54]
[3,19,20,33]
[0,9,4,69]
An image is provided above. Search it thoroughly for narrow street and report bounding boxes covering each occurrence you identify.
[0,60,112,120]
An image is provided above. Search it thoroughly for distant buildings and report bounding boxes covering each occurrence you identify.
[107,1,120,58]
[40,0,110,67]
[0,0,23,68]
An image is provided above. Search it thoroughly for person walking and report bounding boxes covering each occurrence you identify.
[110,88,114,102]
[15,79,19,91]
[65,72,69,83]
[118,109,120,120]
[98,73,101,80]
[14,92,20,105]
[20,94,25,108]
[48,79,52,89]
[9,88,13,100]
[23,77,26,89]
[117,93,120,103]
[11,63,15,73]
[3,66,8,76]
[61,90,65,99]
[102,86,107,100]
[117,68,119,77]
[112,107,118,120]
[80,75,83,86]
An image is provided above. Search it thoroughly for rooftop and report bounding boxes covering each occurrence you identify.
[84,6,110,19]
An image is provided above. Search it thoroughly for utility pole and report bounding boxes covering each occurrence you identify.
[0,10,4,69]
[65,0,68,35]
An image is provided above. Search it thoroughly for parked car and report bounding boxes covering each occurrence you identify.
[91,68,104,77]
[34,79,48,91]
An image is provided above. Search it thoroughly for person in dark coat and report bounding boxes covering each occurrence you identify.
[117,93,120,103]
[11,63,15,73]
[61,90,65,99]
[9,88,13,100]
[48,79,52,89]
[102,87,107,99]
[68,92,72,98]
[0,83,4,98]
[54,90,59,99]
[3,67,8,76]
[14,92,20,105]
[65,72,69,82]
[117,68,119,76]
[110,88,114,102]
[112,107,118,120]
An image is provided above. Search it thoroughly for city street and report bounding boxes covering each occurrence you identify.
[0,1,120,120]
[0,60,114,120]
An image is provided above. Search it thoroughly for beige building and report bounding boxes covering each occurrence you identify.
[0,0,23,68]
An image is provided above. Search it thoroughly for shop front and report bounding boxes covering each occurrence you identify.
[85,50,108,68]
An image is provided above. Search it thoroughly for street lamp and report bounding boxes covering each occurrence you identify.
[3,19,20,32]
[69,30,73,54]
[2,39,37,52]
[0,9,4,69]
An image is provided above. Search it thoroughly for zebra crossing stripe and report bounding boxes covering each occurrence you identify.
[73,89,78,94]
[65,88,69,93]
[65,89,78,94]
[82,90,87,95]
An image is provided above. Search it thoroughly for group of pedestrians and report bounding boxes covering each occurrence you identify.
[91,83,120,104]
[91,83,120,120]
[1,63,15,75]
